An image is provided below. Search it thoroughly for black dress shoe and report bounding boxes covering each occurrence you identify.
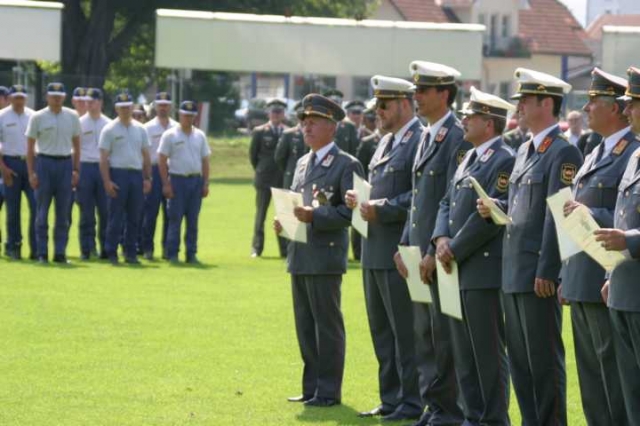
[109,256,119,265]
[381,410,421,422]
[287,395,313,403]
[29,253,37,261]
[125,257,140,265]
[80,252,91,261]
[358,405,394,418]
[37,255,48,264]
[410,412,431,426]
[186,255,201,264]
[99,251,109,260]
[53,254,70,264]
[304,396,340,407]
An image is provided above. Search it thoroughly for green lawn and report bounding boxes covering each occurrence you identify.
[0,136,585,425]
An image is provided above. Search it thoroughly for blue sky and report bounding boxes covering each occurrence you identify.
[559,0,587,26]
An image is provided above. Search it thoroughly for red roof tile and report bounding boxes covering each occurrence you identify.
[388,0,450,23]
[586,14,640,39]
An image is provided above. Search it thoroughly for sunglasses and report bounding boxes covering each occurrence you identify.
[376,100,397,111]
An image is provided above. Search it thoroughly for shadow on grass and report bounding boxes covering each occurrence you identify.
[210,177,253,185]
[167,262,218,270]
[296,404,375,425]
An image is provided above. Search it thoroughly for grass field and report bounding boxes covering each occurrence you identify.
[0,136,585,425]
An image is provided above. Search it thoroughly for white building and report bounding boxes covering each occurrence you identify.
[586,0,640,26]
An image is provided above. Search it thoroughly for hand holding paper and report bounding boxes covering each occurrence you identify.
[271,188,307,243]
[469,177,511,225]
[546,187,582,260]
[436,259,462,320]
[398,246,432,303]
[352,172,372,238]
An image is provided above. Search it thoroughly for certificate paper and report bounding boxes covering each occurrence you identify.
[271,188,307,243]
[469,177,511,225]
[398,246,432,304]
[546,187,583,260]
[352,173,372,238]
[436,260,463,321]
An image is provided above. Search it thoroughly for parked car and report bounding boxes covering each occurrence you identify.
[234,98,268,130]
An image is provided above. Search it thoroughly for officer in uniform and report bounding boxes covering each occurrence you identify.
[72,87,89,117]
[503,110,529,151]
[77,88,111,260]
[394,61,469,426]
[597,65,640,425]
[275,93,363,407]
[432,87,515,426]
[275,101,307,191]
[141,91,177,260]
[0,85,36,259]
[324,89,359,156]
[355,100,382,175]
[345,76,422,421]
[99,91,152,265]
[26,82,81,264]
[132,105,148,124]
[559,68,634,426]
[158,101,210,264]
[249,98,288,257]
[0,86,7,240]
[478,68,583,425]
[344,100,366,139]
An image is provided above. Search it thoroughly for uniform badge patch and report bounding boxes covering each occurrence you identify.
[612,138,629,155]
[480,149,494,163]
[435,127,448,143]
[457,150,467,165]
[496,172,509,192]
[561,163,577,185]
[538,136,553,153]
[402,130,413,143]
[321,154,335,167]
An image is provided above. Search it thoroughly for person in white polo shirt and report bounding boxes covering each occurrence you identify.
[158,100,210,264]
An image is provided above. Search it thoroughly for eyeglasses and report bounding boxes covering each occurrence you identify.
[376,100,397,111]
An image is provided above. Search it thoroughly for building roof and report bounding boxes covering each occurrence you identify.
[387,0,592,57]
[585,14,640,40]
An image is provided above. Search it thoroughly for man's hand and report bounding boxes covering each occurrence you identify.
[143,179,152,195]
[557,284,569,305]
[359,201,377,222]
[563,200,583,217]
[601,280,610,304]
[294,206,314,223]
[29,173,39,190]
[104,180,119,198]
[534,278,556,298]
[273,217,283,235]
[476,198,492,219]
[345,189,357,209]
[162,182,174,199]
[1,167,16,187]
[393,251,408,279]
[202,183,209,198]
[419,254,436,285]
[594,229,627,251]
[71,170,79,189]
[435,237,454,273]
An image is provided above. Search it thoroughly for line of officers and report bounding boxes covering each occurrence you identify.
[269,60,640,426]
[0,83,211,265]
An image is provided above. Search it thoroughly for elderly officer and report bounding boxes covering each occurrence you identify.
[345,76,422,421]
[249,98,288,258]
[0,85,36,259]
[478,68,583,425]
[275,94,363,407]
[432,87,516,426]
[158,101,210,264]
[559,68,635,425]
[596,65,640,425]
[275,101,307,191]
[99,91,152,265]
[141,91,177,260]
[393,61,469,426]
[77,88,111,260]
[26,82,81,264]
[324,89,359,156]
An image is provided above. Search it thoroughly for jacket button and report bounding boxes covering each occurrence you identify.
[301,189,304,193]
[456,185,460,190]
[484,252,489,257]
[412,223,416,228]
[507,233,511,238]
[626,191,630,197]
[429,170,434,176]
[412,206,417,211]
[449,220,453,225]
[414,189,418,194]
[579,183,583,189]
[389,167,394,172]
[452,202,456,207]
[538,250,541,255]
[417,171,422,177]
[598,182,603,188]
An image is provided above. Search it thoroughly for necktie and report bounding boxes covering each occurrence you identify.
[465,150,477,170]
[306,152,317,177]
[383,135,395,157]
[594,144,604,165]
[526,141,535,161]
[419,132,431,158]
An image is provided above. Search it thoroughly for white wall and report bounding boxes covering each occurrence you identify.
[602,26,640,77]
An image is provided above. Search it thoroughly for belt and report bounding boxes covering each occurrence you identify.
[170,173,202,178]
[3,155,27,161]
[38,154,71,160]
[111,167,142,172]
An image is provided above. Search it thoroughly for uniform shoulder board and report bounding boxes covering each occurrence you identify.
[538,136,553,153]
[480,149,494,163]
[321,154,335,168]
[557,132,568,141]
[402,130,413,143]
[435,127,448,143]
[561,163,577,185]
[496,172,509,192]
[456,150,467,165]
[612,138,629,155]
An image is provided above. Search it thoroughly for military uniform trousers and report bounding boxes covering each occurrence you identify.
[141,165,168,255]
[3,156,36,254]
[105,168,144,259]
[252,186,287,257]
[414,280,464,425]
[503,292,566,426]
[609,308,640,425]
[291,274,345,400]
[570,302,627,425]
[449,289,509,426]
[76,162,107,255]
[364,268,422,416]
[166,174,203,259]
[350,229,361,261]
[34,155,73,257]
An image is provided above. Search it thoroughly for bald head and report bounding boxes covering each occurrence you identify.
[567,110,583,135]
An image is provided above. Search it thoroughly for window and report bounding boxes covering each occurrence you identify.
[502,15,511,38]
